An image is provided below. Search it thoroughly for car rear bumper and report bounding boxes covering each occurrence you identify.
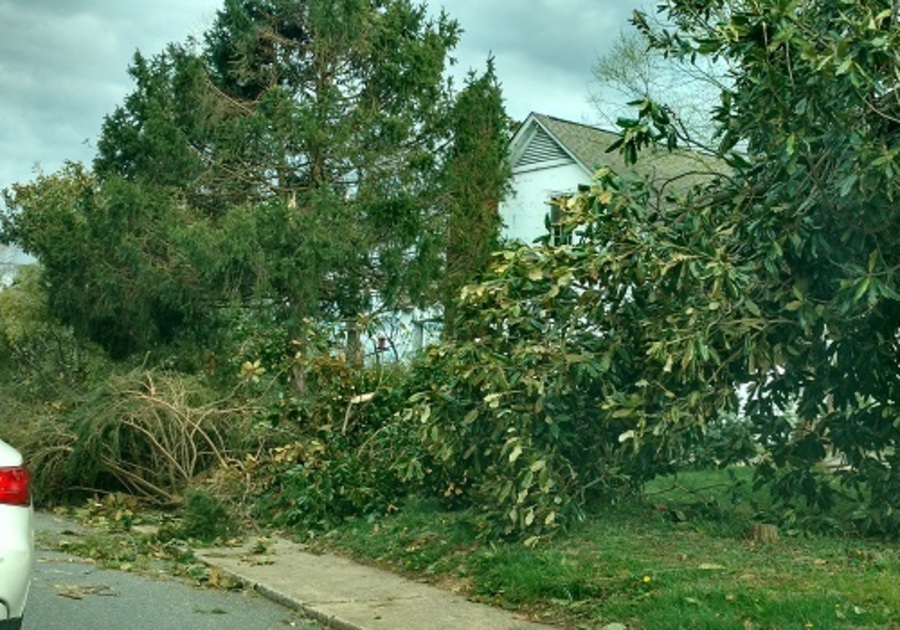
[0,504,33,622]
[0,616,22,630]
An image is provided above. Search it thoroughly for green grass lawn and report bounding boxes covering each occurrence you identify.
[311,469,900,629]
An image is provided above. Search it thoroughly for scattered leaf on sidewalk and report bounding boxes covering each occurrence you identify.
[207,567,243,590]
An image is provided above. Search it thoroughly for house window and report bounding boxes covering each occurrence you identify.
[548,196,573,246]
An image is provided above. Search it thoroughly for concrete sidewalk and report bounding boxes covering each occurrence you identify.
[195,536,550,630]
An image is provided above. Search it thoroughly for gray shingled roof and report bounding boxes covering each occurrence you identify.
[532,113,724,188]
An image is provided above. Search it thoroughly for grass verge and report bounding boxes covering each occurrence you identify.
[309,469,900,629]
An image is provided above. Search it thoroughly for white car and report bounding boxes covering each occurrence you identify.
[0,439,33,630]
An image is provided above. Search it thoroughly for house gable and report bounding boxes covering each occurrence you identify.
[529,113,622,173]
[511,123,576,172]
[501,112,726,244]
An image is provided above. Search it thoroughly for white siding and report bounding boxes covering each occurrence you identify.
[500,162,589,244]
[361,308,442,364]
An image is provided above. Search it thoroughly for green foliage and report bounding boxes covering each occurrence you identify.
[252,425,417,532]
[682,411,759,470]
[609,0,900,535]
[94,48,209,196]
[0,267,46,355]
[95,0,467,326]
[0,269,122,502]
[1,166,217,360]
[248,354,430,533]
[0,265,107,393]
[439,60,513,332]
[403,168,751,537]
[179,487,239,542]
[2,0,510,365]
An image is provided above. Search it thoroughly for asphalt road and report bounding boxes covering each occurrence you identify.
[28,514,320,630]
[27,549,320,630]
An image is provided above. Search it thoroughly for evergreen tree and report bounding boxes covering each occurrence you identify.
[4,1,511,361]
[438,60,512,335]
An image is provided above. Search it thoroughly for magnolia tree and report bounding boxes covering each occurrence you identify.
[623,0,900,534]
[409,0,900,537]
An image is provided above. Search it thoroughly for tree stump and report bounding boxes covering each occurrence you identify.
[747,522,779,544]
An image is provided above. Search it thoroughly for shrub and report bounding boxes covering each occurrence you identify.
[179,487,239,542]
[14,367,258,506]
[401,247,685,539]
[250,358,429,533]
[400,171,747,539]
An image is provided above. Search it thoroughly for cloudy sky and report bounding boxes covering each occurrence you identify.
[0,0,649,192]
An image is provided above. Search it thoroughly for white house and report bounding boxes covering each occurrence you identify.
[499,112,723,244]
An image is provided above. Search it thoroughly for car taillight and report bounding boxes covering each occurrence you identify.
[0,466,30,506]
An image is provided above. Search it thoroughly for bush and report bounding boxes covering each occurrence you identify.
[250,358,429,533]
[13,367,258,506]
[399,171,748,539]
[401,246,686,540]
[179,487,239,542]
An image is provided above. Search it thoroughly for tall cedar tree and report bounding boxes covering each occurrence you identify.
[439,60,512,337]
